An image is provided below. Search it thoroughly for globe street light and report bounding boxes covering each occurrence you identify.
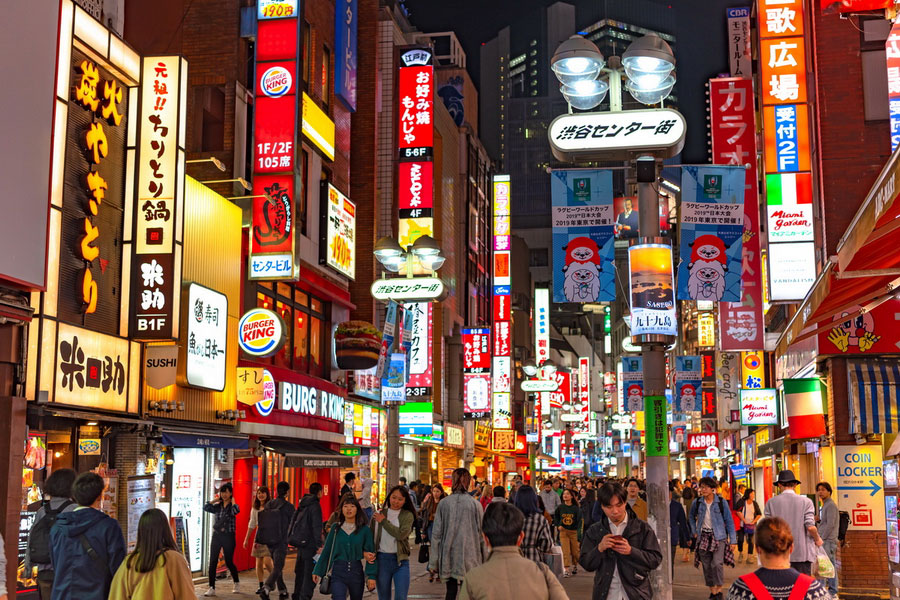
[374,235,446,275]
[622,34,676,106]
[551,35,607,110]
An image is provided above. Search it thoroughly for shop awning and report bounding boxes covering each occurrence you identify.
[776,147,900,358]
[260,439,353,468]
[847,359,900,434]
[161,431,249,450]
[757,437,785,459]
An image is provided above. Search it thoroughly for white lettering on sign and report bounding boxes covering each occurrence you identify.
[278,381,345,422]
[687,432,718,451]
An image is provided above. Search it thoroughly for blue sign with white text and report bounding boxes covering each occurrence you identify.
[334,0,358,111]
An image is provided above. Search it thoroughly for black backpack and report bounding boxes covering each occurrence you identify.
[287,505,312,548]
[256,499,287,546]
[29,500,74,565]
[838,511,851,546]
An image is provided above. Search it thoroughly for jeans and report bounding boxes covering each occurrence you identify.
[208,531,240,587]
[292,553,316,600]
[820,540,838,595]
[375,552,409,600]
[737,528,755,555]
[331,559,365,600]
[264,542,288,592]
[425,521,434,542]
[791,560,812,575]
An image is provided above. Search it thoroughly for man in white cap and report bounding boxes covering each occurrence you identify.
[763,470,824,575]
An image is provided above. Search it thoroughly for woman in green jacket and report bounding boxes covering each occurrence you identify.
[371,485,416,600]
[313,495,377,600]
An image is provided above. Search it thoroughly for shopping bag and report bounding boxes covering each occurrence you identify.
[816,546,835,579]
[542,544,564,579]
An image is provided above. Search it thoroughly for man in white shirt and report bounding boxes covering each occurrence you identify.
[540,480,562,515]
[764,470,823,575]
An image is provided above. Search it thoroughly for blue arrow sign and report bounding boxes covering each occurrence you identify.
[838,479,882,497]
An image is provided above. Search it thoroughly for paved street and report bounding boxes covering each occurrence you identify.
[196,549,759,599]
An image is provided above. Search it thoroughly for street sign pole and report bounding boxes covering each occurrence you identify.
[636,156,672,600]
[386,401,400,491]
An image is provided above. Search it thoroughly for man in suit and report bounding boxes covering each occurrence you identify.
[763,470,823,575]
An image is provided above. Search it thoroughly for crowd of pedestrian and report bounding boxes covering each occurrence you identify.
[1,467,845,600]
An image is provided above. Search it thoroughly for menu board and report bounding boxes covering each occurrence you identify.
[17,510,37,592]
[171,448,205,569]
[887,494,899,564]
[127,476,157,551]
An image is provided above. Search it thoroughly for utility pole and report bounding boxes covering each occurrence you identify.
[635,155,673,600]
[386,402,400,488]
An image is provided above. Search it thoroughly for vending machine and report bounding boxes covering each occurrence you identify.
[883,457,900,600]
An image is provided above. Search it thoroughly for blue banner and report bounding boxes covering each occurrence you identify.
[334,0,358,111]
[382,352,407,403]
[677,165,746,302]
[551,170,615,303]
[622,356,643,412]
[674,355,702,413]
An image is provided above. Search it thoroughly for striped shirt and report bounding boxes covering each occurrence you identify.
[726,568,832,600]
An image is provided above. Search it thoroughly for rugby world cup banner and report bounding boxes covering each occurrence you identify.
[674,356,702,413]
[677,166,746,302]
[551,169,615,303]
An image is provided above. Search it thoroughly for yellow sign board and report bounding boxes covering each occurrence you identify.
[301,92,335,161]
[236,367,265,405]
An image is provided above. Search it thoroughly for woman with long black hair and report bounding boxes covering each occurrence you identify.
[202,482,240,596]
[313,495,377,600]
[108,508,195,599]
[513,485,553,566]
[371,485,416,600]
[243,485,275,593]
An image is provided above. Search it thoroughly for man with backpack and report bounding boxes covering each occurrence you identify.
[289,483,324,600]
[49,472,126,600]
[26,469,76,600]
[688,476,737,600]
[257,481,295,600]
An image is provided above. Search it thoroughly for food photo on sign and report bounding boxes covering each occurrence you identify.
[333,321,381,370]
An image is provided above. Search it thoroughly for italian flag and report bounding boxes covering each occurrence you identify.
[766,173,812,206]
[784,378,826,439]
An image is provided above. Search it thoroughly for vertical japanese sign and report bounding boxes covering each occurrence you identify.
[334,0,358,111]
[183,283,227,391]
[131,56,186,340]
[677,165,746,302]
[759,0,816,301]
[577,357,591,434]
[709,78,764,350]
[397,48,435,250]
[644,395,668,457]
[550,170,615,303]
[250,0,299,280]
[535,288,550,365]
[622,356,643,412]
[493,174,513,429]
[629,243,677,336]
[321,183,356,278]
[462,328,491,419]
[727,8,752,78]
[886,20,900,151]
[716,351,741,430]
[675,356,702,413]
[405,302,433,398]
[741,352,765,388]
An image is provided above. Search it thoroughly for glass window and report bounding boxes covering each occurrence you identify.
[309,316,323,376]
[295,289,308,307]
[294,308,309,372]
[277,283,292,301]
[310,297,323,314]
[274,300,292,369]
[322,46,331,109]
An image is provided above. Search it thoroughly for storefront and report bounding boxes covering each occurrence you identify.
[401,423,445,486]
[338,400,385,503]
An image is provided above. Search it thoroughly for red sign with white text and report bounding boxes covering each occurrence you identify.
[397,65,434,149]
[462,328,491,372]
[547,371,572,409]
[398,161,434,211]
[709,78,764,351]
[251,175,295,254]
[493,294,510,322]
[687,432,719,452]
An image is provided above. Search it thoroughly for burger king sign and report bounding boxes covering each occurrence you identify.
[238,308,286,357]
[259,65,294,98]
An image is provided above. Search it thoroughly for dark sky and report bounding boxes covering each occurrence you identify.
[403,0,749,163]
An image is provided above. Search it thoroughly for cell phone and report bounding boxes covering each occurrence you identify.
[611,535,625,541]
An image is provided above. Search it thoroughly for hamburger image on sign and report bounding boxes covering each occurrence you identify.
[333,321,382,370]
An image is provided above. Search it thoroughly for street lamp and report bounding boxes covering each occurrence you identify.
[622,34,676,106]
[522,359,539,377]
[374,235,446,274]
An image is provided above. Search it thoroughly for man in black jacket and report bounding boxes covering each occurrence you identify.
[260,481,295,600]
[290,482,324,600]
[579,482,662,600]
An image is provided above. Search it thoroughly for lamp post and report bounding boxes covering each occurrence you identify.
[374,235,446,490]
[549,32,678,600]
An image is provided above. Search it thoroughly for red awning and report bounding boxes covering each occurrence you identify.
[777,149,900,356]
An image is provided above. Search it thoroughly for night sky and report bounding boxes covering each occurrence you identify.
[403,0,751,163]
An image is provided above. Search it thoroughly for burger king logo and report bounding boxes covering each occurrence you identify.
[255,369,277,416]
[238,308,286,357]
[261,66,292,98]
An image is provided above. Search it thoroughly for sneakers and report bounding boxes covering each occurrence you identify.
[572,566,577,575]
[562,570,570,578]
[233,582,241,594]
[738,552,744,561]
[257,585,270,600]
[204,588,217,597]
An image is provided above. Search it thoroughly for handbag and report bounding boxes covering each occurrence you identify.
[318,529,338,595]
[418,542,430,564]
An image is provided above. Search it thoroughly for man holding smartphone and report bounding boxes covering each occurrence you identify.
[579,482,662,600]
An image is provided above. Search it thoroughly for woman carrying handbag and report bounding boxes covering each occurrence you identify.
[313,495,377,600]
[108,509,195,600]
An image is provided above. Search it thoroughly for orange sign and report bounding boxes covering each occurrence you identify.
[760,37,808,105]
[758,0,805,39]
[763,104,811,174]
[490,428,517,453]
